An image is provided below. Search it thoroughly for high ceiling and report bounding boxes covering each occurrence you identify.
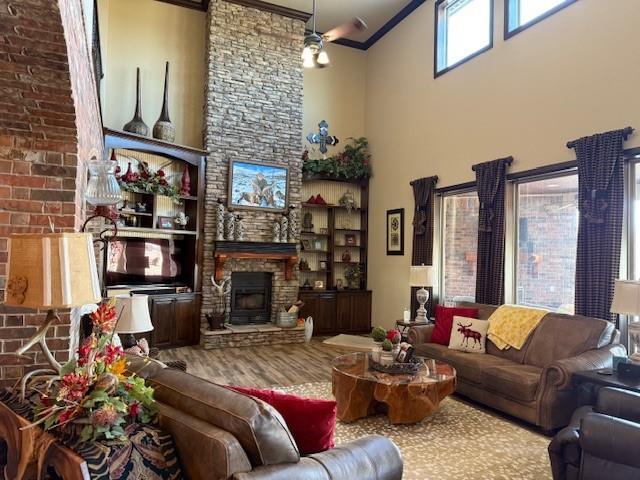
[271,0,413,43]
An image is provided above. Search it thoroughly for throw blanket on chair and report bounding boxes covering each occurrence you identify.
[487,305,548,350]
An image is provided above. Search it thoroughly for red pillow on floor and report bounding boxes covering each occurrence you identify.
[431,305,480,346]
[227,386,337,455]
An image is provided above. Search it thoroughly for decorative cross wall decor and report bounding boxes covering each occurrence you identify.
[306,120,339,154]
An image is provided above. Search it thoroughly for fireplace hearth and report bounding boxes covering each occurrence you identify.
[230,272,273,325]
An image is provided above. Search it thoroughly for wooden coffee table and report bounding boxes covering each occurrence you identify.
[331,352,456,424]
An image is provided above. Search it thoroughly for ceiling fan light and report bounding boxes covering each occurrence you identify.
[303,55,316,69]
[302,45,314,61]
[316,49,330,65]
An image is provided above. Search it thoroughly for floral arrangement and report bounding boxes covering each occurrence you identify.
[302,137,372,181]
[118,160,180,203]
[386,329,401,344]
[33,300,157,443]
[344,264,361,288]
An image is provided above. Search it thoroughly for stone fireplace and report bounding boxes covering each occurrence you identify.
[230,272,273,325]
[200,0,307,345]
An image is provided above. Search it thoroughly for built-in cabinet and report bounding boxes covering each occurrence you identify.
[149,293,200,348]
[299,290,371,336]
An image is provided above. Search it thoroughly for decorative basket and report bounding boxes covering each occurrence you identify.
[369,355,423,375]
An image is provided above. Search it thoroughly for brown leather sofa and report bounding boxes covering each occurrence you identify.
[127,356,403,480]
[408,302,626,431]
[549,387,640,480]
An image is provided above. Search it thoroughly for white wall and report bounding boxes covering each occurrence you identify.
[365,0,640,329]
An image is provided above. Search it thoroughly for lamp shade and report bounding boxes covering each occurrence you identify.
[114,295,153,334]
[5,233,101,309]
[410,265,433,287]
[611,280,640,316]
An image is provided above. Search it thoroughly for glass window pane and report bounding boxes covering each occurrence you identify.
[634,165,640,279]
[519,0,566,25]
[516,175,578,312]
[436,0,492,73]
[442,192,479,304]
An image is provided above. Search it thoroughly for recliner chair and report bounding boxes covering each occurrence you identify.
[548,387,640,480]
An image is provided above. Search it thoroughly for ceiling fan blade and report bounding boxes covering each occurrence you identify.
[322,17,367,43]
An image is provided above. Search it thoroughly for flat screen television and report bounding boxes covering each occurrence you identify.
[105,237,184,286]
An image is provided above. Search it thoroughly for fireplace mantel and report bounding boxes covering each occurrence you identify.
[213,241,298,281]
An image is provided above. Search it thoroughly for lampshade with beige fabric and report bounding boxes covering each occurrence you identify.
[115,295,153,334]
[4,233,101,396]
[410,265,433,322]
[611,280,640,316]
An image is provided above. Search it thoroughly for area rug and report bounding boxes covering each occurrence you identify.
[322,334,375,352]
[278,382,551,480]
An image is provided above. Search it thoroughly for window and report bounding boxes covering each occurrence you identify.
[441,191,479,304]
[434,0,493,77]
[514,174,578,312]
[506,0,577,38]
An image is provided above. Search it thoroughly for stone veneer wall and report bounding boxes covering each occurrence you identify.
[0,0,103,386]
[201,0,305,330]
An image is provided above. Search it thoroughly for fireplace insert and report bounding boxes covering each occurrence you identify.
[230,272,273,325]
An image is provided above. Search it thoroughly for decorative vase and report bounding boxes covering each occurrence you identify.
[342,250,351,262]
[153,61,176,142]
[280,215,288,243]
[304,316,313,342]
[234,215,244,241]
[380,351,394,366]
[122,162,137,183]
[123,67,149,136]
[216,200,226,241]
[180,163,191,196]
[224,212,235,240]
[272,222,281,242]
[287,206,298,241]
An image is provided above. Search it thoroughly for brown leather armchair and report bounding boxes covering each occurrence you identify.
[549,387,640,480]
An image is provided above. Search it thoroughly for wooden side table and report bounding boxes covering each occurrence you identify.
[395,319,432,340]
[573,369,640,406]
[0,400,89,480]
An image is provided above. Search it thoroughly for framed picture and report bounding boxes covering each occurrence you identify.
[319,260,328,270]
[386,208,404,255]
[301,239,312,250]
[228,160,289,212]
[314,280,325,290]
[319,227,329,235]
[158,216,174,230]
[314,239,323,250]
[344,233,357,246]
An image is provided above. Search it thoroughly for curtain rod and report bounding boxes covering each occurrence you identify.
[471,156,514,172]
[566,126,634,149]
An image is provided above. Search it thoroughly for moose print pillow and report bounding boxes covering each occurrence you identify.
[448,316,489,354]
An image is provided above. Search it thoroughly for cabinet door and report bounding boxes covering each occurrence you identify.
[350,291,372,333]
[174,295,198,346]
[336,293,354,332]
[300,292,336,334]
[150,297,174,349]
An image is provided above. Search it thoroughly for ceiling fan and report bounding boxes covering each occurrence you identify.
[303,0,367,69]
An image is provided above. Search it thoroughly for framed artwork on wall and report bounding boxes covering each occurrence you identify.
[386,208,404,255]
[228,160,289,212]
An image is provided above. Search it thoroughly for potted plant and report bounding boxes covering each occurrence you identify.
[380,339,394,366]
[387,329,401,359]
[344,264,361,289]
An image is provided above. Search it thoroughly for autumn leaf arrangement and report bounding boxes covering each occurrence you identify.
[32,300,157,443]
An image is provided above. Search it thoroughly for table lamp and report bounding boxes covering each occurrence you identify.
[410,265,433,322]
[4,233,102,386]
[114,294,153,349]
[611,279,640,362]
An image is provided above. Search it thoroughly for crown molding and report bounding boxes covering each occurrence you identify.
[223,0,311,22]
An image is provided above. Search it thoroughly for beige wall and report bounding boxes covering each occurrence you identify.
[303,43,367,148]
[98,0,206,148]
[365,0,640,329]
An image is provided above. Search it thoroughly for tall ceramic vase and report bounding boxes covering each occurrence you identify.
[153,61,176,142]
[123,68,149,136]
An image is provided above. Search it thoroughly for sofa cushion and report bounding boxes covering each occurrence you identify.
[448,316,489,353]
[443,349,517,384]
[413,342,450,361]
[130,366,300,467]
[524,313,615,367]
[481,364,542,402]
[228,386,337,455]
[431,305,479,346]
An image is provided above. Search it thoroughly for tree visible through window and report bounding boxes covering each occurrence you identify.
[515,175,578,312]
[435,0,493,76]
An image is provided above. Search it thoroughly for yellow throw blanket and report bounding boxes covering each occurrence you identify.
[487,305,549,350]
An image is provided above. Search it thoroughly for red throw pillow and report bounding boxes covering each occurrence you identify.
[227,386,336,455]
[431,305,479,346]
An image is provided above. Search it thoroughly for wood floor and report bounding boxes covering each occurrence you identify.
[157,338,346,387]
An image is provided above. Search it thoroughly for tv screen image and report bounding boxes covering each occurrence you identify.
[106,238,183,286]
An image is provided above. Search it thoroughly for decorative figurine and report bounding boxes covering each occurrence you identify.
[174,212,188,230]
[302,212,314,232]
[216,199,226,241]
[180,163,191,196]
[234,215,245,241]
[123,67,149,136]
[299,258,310,271]
[225,211,235,240]
[153,62,176,142]
[280,214,288,243]
[272,222,281,242]
[342,250,352,262]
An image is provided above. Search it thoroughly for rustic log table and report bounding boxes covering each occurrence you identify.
[331,352,456,424]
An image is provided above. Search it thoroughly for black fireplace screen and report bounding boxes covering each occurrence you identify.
[230,272,273,325]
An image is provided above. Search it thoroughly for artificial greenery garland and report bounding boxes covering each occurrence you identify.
[302,137,372,181]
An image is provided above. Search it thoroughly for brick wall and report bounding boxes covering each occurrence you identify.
[0,0,102,386]
[201,0,304,329]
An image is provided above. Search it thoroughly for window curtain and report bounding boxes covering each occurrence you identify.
[410,176,438,316]
[569,127,632,321]
[474,157,512,305]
